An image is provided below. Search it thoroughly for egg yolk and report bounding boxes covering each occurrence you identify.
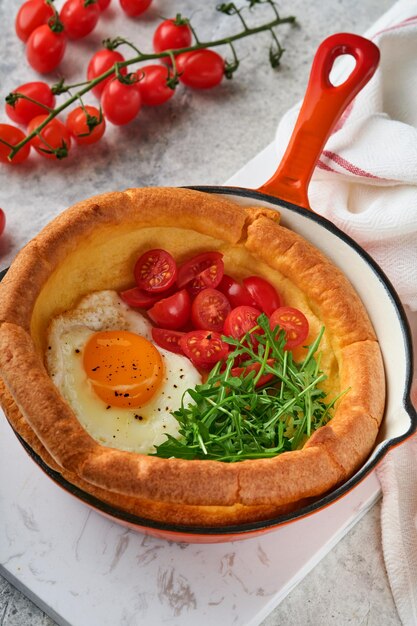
[83,330,164,408]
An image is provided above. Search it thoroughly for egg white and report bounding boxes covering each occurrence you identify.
[46,290,202,454]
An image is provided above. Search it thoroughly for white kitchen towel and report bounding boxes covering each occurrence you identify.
[276,2,417,624]
[274,0,417,312]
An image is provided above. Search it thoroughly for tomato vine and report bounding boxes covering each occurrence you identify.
[2,0,297,163]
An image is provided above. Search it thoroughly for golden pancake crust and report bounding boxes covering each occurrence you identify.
[0,188,385,526]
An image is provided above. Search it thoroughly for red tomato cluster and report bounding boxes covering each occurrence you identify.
[2,1,226,165]
[120,249,310,372]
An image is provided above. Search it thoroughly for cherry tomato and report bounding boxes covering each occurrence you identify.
[15,0,55,42]
[243,276,282,316]
[218,275,257,309]
[26,24,67,74]
[101,79,141,126]
[191,288,231,333]
[148,289,191,330]
[151,328,185,355]
[269,307,309,350]
[60,0,100,39]
[180,330,229,370]
[5,82,55,126]
[177,251,224,295]
[98,0,111,8]
[27,114,71,159]
[120,286,160,309]
[0,209,5,236]
[0,124,31,165]
[223,305,261,340]
[66,105,105,145]
[134,249,177,293]
[136,65,175,106]
[87,49,127,98]
[119,0,152,17]
[153,19,192,64]
[231,360,275,388]
[176,50,224,89]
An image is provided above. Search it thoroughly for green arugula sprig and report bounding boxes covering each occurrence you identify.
[154,314,347,462]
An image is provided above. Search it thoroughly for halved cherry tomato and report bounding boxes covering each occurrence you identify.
[0,124,31,165]
[151,327,185,355]
[243,276,282,316]
[60,0,100,39]
[177,251,224,295]
[191,288,231,332]
[15,0,55,43]
[148,289,191,330]
[136,65,175,106]
[231,360,275,388]
[120,286,160,309]
[218,275,257,308]
[153,19,192,63]
[27,114,71,159]
[87,49,128,98]
[5,82,55,126]
[134,249,177,293]
[223,305,261,340]
[270,306,309,350]
[0,209,5,236]
[66,105,105,145]
[101,79,142,126]
[176,50,224,89]
[180,330,229,369]
[119,0,152,17]
[26,24,67,74]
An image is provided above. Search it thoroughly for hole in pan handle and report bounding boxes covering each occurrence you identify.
[258,33,380,210]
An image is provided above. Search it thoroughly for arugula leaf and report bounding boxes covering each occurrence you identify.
[153,314,347,462]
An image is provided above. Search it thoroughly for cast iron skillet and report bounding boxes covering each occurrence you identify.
[4,33,417,543]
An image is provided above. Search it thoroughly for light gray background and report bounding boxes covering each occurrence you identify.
[0,0,400,624]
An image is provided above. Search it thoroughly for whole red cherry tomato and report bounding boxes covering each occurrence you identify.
[151,328,185,355]
[66,105,105,145]
[5,82,55,126]
[269,307,309,350]
[134,249,177,293]
[223,305,261,340]
[218,275,257,309]
[97,0,111,8]
[101,79,142,126]
[191,288,231,333]
[243,276,282,316]
[180,330,229,370]
[148,289,191,330]
[60,0,100,39]
[153,19,192,64]
[26,24,67,74]
[136,65,175,106]
[119,0,152,17]
[0,125,31,165]
[15,0,54,42]
[120,286,161,309]
[0,209,5,236]
[87,49,127,98]
[27,114,71,159]
[176,50,225,89]
[177,251,224,296]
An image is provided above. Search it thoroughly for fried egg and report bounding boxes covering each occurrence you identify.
[46,290,201,454]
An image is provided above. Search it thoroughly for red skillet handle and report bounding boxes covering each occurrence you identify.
[257,33,380,210]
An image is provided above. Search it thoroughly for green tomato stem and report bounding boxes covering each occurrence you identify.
[7,12,296,162]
